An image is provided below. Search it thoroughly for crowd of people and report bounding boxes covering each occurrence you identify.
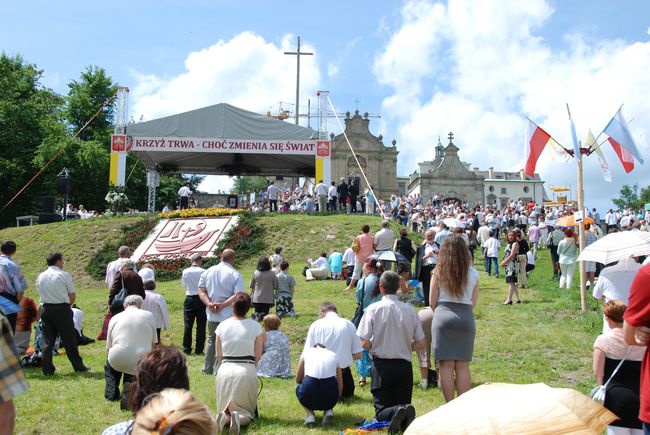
[2,189,650,434]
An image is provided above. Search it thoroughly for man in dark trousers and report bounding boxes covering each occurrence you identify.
[336,177,348,212]
[181,253,206,355]
[35,252,89,375]
[348,179,359,213]
[357,271,425,434]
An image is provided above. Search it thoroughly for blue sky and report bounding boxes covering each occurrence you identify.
[3,0,650,211]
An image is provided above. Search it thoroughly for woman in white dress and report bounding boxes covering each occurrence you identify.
[215,293,265,435]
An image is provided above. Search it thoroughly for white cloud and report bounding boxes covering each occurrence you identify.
[374,0,650,210]
[130,32,321,121]
[328,63,339,77]
[128,32,321,193]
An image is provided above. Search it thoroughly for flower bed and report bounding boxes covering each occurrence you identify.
[159,207,245,219]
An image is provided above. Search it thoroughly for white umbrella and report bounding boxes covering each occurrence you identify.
[368,251,410,264]
[577,231,650,264]
[443,218,465,229]
[405,383,616,435]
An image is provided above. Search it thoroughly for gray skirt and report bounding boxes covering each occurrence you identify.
[432,302,475,362]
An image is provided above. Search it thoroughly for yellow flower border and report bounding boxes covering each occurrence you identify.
[159,208,245,219]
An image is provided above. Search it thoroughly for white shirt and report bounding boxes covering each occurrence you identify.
[142,290,170,330]
[138,268,155,283]
[437,267,479,305]
[357,295,424,361]
[328,185,338,200]
[72,307,84,335]
[36,266,76,304]
[309,257,329,271]
[105,258,125,289]
[107,307,157,375]
[181,264,205,296]
[216,317,263,357]
[423,242,439,266]
[592,258,641,303]
[300,346,339,379]
[483,237,501,258]
[605,212,618,225]
[303,311,363,369]
[374,228,395,251]
[178,186,191,197]
[198,261,245,322]
[342,247,356,266]
[477,226,491,245]
[267,184,279,200]
[314,183,328,196]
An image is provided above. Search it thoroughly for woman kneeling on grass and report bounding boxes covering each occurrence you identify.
[429,235,480,402]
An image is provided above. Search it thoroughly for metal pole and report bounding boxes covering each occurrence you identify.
[295,36,300,125]
[63,194,68,221]
[577,147,587,312]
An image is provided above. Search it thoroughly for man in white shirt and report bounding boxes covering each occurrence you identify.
[105,295,157,406]
[181,254,206,355]
[357,271,425,433]
[36,252,88,375]
[314,180,328,213]
[105,246,132,290]
[342,245,356,287]
[178,183,191,209]
[198,249,245,374]
[605,209,618,233]
[305,253,329,281]
[327,181,338,212]
[304,302,362,400]
[593,257,642,333]
[483,230,501,277]
[266,181,279,212]
[374,220,395,252]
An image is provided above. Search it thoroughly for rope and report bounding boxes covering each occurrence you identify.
[0,89,119,213]
[325,95,388,220]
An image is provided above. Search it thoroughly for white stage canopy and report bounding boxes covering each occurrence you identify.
[123,103,321,176]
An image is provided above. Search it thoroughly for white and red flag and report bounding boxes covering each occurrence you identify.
[603,107,644,173]
[524,117,566,177]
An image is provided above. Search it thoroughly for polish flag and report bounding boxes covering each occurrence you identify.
[524,117,558,177]
[608,137,635,173]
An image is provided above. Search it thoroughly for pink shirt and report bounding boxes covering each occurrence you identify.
[355,233,375,263]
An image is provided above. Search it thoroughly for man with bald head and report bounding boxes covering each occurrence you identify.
[105,245,133,290]
[198,249,245,374]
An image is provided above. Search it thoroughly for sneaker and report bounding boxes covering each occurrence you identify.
[388,406,407,434]
[322,410,334,426]
[402,404,416,432]
[229,411,240,435]
[303,414,316,426]
[419,379,428,390]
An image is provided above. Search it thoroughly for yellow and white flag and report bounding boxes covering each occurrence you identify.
[586,129,611,182]
[546,137,572,163]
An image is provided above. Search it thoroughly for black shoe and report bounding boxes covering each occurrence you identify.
[183,349,192,355]
[427,368,438,386]
[75,365,90,373]
[79,335,95,346]
[388,407,407,434]
[402,405,416,432]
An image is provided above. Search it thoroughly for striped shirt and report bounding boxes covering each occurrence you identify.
[0,309,28,403]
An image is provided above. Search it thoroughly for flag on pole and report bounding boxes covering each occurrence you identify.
[603,107,644,172]
[585,129,611,182]
[524,117,563,177]
[566,104,581,162]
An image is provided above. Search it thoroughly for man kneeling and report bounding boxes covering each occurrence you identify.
[105,295,157,408]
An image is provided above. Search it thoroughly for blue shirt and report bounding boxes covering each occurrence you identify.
[328,252,343,273]
[0,255,27,297]
[356,274,382,309]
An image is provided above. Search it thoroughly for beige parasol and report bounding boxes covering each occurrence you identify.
[404,383,617,434]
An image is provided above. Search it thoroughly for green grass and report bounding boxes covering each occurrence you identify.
[1,215,602,434]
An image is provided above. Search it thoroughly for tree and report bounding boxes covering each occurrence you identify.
[230,176,268,195]
[0,53,65,227]
[612,183,643,210]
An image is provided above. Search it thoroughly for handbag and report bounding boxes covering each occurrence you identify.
[351,278,366,328]
[110,275,128,311]
[590,347,631,405]
[96,312,112,340]
[351,237,361,253]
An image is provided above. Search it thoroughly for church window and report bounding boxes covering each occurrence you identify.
[501,188,507,194]
[488,185,495,192]
[354,140,361,147]
[523,186,530,193]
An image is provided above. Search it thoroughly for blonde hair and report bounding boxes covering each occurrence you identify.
[433,235,471,299]
[263,314,281,331]
[131,388,216,435]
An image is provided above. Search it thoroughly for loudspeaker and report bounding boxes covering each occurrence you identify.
[39,213,63,225]
[42,196,55,213]
[56,176,71,195]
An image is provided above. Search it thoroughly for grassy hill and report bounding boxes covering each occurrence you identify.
[2,214,602,434]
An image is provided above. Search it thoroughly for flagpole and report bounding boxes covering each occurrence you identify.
[576,143,587,312]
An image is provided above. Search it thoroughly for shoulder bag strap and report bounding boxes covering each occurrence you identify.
[359,277,366,307]
[603,347,632,389]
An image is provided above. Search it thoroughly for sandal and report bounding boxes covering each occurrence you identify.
[358,379,367,387]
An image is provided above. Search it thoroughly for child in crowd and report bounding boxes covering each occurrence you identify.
[328,248,343,280]
[15,296,38,354]
[141,280,170,343]
[483,230,501,277]
[269,246,284,273]
[257,314,292,378]
[275,261,296,318]
[71,304,95,346]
